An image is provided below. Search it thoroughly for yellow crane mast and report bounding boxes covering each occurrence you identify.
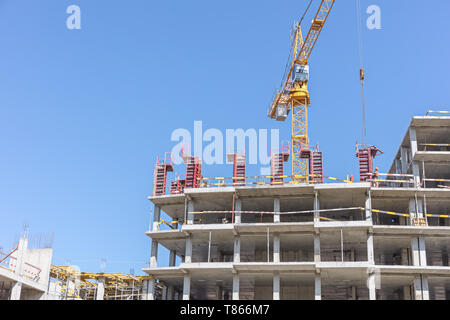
[268,0,335,182]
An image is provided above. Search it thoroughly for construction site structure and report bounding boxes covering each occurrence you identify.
[267,0,335,181]
[144,113,450,300]
[227,151,246,186]
[47,266,158,300]
[153,153,174,196]
[356,144,383,183]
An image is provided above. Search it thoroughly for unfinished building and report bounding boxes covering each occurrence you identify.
[143,113,450,300]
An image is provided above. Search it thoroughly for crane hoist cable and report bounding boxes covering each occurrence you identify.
[356,0,367,146]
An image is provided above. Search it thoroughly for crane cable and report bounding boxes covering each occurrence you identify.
[356,0,367,147]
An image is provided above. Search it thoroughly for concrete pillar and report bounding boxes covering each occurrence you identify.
[183,274,191,300]
[400,148,409,174]
[234,198,242,224]
[161,286,167,300]
[368,273,376,300]
[167,285,174,301]
[232,274,239,300]
[10,282,22,300]
[273,273,280,300]
[403,285,412,300]
[365,192,372,222]
[274,198,280,223]
[411,237,427,267]
[169,250,176,267]
[314,274,321,300]
[401,248,410,266]
[314,234,321,263]
[96,278,105,300]
[412,162,421,187]
[273,233,280,263]
[233,236,240,263]
[185,235,192,264]
[153,205,161,231]
[314,192,320,223]
[150,240,159,268]
[187,200,195,225]
[367,232,375,265]
[215,284,223,300]
[409,127,418,158]
[14,238,28,277]
[414,275,429,300]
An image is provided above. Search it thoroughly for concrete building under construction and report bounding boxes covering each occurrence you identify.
[143,113,450,300]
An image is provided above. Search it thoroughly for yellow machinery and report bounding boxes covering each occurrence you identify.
[268,0,335,181]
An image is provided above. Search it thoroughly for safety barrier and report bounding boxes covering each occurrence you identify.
[426,110,450,116]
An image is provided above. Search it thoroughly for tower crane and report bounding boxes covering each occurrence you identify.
[268,0,335,182]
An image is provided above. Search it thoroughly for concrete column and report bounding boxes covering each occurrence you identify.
[234,198,242,224]
[142,279,155,300]
[169,250,176,267]
[10,282,22,300]
[96,278,105,300]
[400,147,409,174]
[14,238,28,277]
[274,198,280,223]
[233,236,240,263]
[401,248,410,266]
[161,286,168,300]
[409,198,424,223]
[411,237,427,267]
[314,233,321,263]
[365,192,372,222]
[232,274,239,300]
[314,274,321,300]
[273,233,280,263]
[314,192,320,223]
[185,235,193,264]
[368,273,376,300]
[150,240,159,268]
[409,127,418,158]
[167,285,174,301]
[187,200,195,225]
[273,273,280,300]
[412,162,421,187]
[367,232,375,265]
[414,275,429,300]
[183,274,191,300]
[153,205,161,231]
[403,285,412,300]
[215,284,223,300]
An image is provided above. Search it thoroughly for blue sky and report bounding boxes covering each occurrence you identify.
[0,0,449,274]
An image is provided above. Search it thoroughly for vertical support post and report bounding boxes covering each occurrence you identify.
[314,192,320,223]
[274,198,280,223]
[169,250,176,267]
[314,274,321,300]
[367,231,375,265]
[183,274,191,300]
[185,234,193,264]
[414,275,429,300]
[187,200,195,225]
[233,235,240,263]
[314,233,321,263]
[234,198,242,224]
[10,282,22,300]
[153,205,161,231]
[96,278,105,300]
[150,240,159,268]
[273,233,280,263]
[409,127,418,158]
[161,286,167,300]
[232,274,240,300]
[368,272,376,300]
[365,191,372,222]
[273,273,280,300]
[167,285,174,301]
[400,148,409,174]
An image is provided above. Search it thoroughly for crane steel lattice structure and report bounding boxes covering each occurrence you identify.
[268,0,335,182]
